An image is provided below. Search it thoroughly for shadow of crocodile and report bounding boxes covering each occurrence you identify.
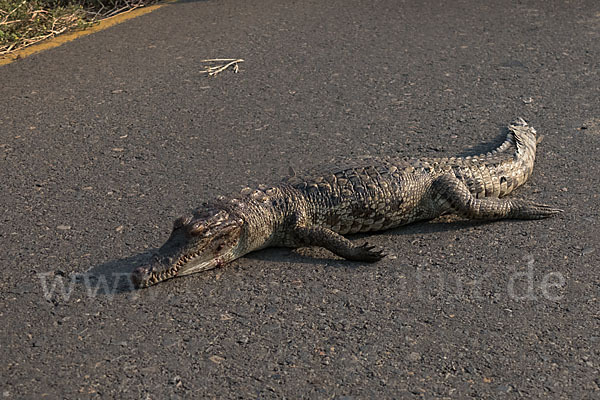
[78,248,157,295]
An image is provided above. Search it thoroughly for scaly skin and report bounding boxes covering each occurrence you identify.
[131,118,562,288]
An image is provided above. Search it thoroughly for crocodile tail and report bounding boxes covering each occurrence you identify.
[509,117,538,161]
[469,118,539,198]
[473,118,536,164]
[504,117,538,194]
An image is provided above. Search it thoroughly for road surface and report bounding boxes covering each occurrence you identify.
[1,0,599,397]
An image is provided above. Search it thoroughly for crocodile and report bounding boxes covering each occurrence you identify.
[131,118,561,288]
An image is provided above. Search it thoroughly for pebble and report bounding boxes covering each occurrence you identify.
[581,247,595,256]
[209,355,224,364]
[496,384,512,393]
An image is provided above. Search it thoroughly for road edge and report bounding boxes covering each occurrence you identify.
[0,0,176,66]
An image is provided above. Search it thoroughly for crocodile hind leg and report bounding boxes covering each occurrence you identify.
[432,173,563,220]
[291,225,385,262]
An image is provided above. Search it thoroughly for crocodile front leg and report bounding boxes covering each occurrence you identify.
[291,225,385,262]
[432,174,563,220]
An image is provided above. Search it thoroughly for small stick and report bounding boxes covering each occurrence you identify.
[200,59,244,76]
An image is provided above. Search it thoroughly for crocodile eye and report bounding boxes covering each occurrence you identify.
[173,216,192,230]
[189,222,205,235]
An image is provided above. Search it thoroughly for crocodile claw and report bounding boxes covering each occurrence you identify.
[353,243,386,263]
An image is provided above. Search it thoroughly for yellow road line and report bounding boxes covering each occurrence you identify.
[0,1,175,66]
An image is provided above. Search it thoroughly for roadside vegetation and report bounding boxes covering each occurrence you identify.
[0,0,157,55]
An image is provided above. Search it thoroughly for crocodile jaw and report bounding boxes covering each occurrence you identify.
[131,209,244,288]
[131,249,236,288]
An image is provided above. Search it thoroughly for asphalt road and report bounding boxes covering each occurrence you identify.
[1,0,599,398]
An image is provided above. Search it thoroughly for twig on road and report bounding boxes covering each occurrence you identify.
[200,58,244,77]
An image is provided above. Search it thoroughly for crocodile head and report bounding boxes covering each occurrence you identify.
[131,207,244,288]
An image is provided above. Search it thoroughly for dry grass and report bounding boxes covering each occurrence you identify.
[0,0,158,55]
